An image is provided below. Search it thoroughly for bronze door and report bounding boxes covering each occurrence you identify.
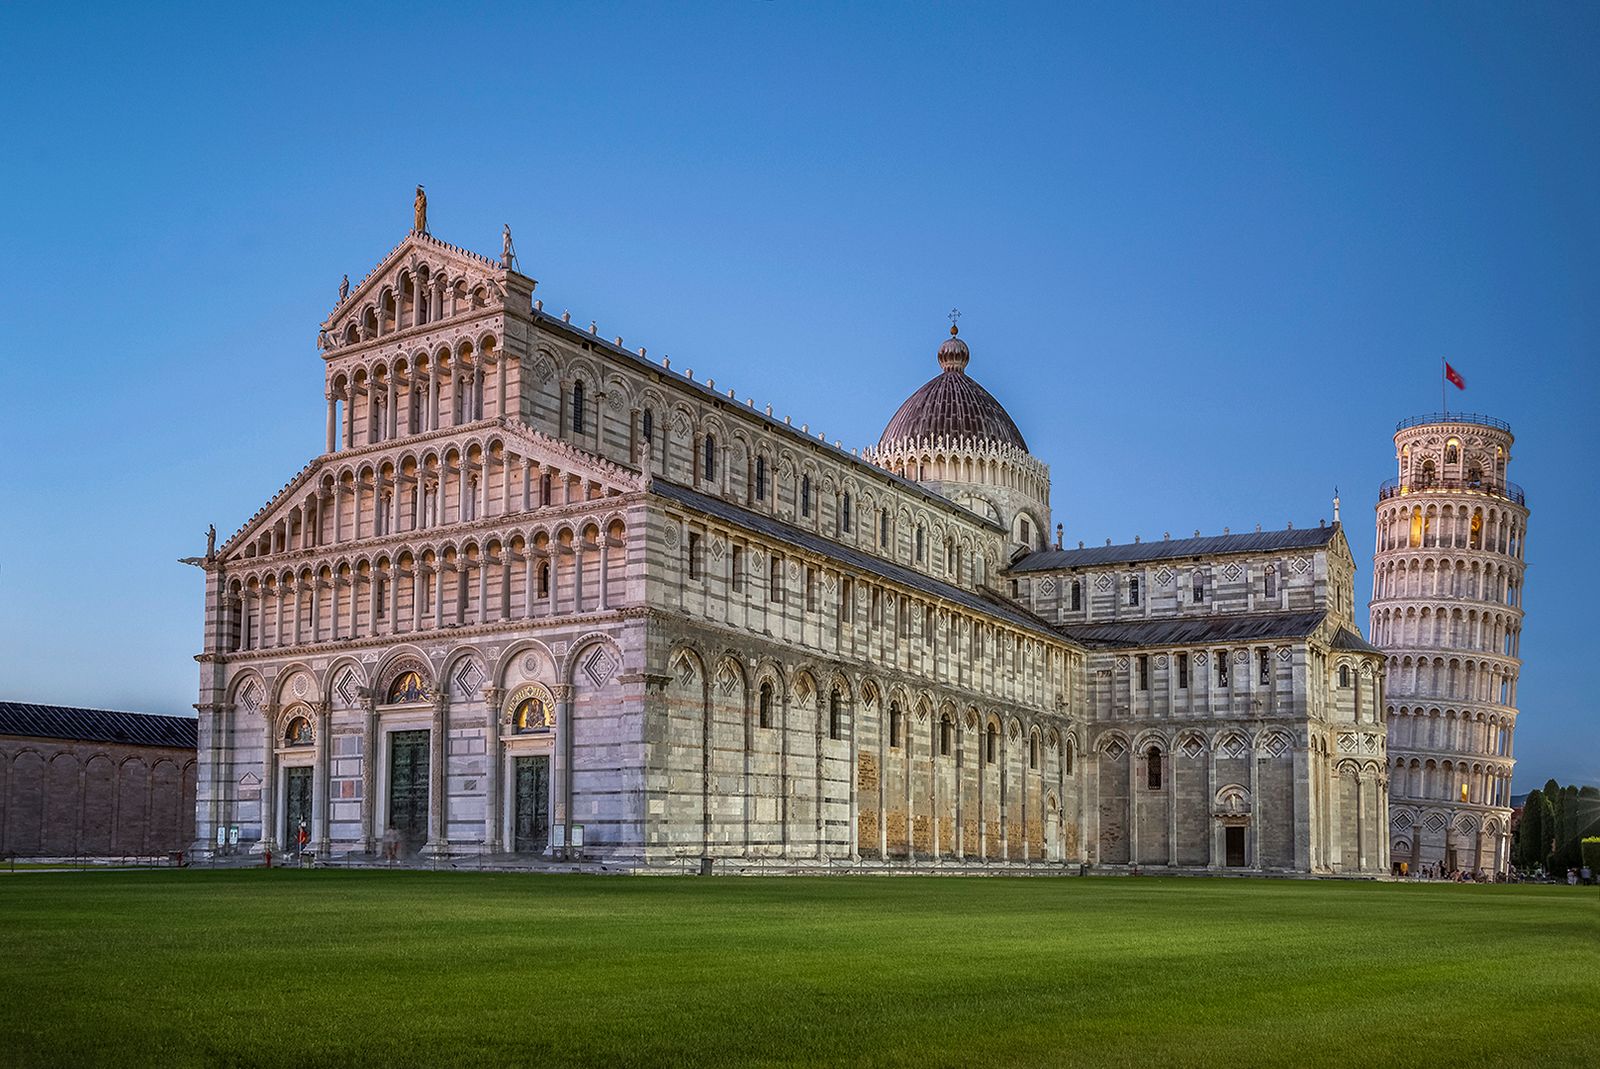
[284,766,313,850]
[388,730,430,854]
[513,756,550,853]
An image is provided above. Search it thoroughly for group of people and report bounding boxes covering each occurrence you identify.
[1392,861,1505,882]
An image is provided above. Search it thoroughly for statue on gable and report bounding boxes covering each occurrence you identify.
[414,185,428,233]
[502,224,515,268]
[339,273,349,302]
[206,524,217,559]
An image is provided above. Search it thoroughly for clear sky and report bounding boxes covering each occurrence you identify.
[2,4,1594,790]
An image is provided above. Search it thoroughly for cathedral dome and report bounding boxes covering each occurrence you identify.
[878,327,1028,451]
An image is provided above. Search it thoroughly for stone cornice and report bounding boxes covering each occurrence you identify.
[322,307,507,363]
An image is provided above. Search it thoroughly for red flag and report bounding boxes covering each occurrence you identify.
[1444,362,1465,390]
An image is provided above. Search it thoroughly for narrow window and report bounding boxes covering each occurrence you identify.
[1029,734,1040,770]
[642,408,654,443]
[688,532,701,580]
[1128,576,1140,606]
[939,715,953,757]
[731,546,744,592]
[1070,579,1082,611]
[1217,651,1230,688]
[540,472,553,506]
[985,723,998,764]
[571,380,585,434]
[880,509,889,548]
[829,689,843,741]
[703,435,717,481]
[870,586,881,626]
[1146,747,1162,790]
[1258,648,1270,686]
[770,556,783,602]
[537,560,550,598]
[755,456,767,501]
[800,474,811,517]
[924,606,934,647]
[1339,664,1350,688]
[1192,571,1205,603]
[1137,654,1149,691]
[759,682,773,728]
[916,526,925,562]
[1264,564,1277,599]
[841,491,852,532]
[840,576,853,622]
[889,704,902,748]
[805,566,816,612]
[1177,652,1190,689]
[1020,518,1032,546]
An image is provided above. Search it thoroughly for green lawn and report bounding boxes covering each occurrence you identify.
[1,871,1594,1068]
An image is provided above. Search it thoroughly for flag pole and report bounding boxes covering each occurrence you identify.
[1441,356,1446,416]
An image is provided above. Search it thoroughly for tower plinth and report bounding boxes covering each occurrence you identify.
[1371,413,1527,876]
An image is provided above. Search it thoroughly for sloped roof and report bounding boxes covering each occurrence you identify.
[0,702,197,749]
[650,481,1065,642]
[1059,611,1327,650]
[1330,626,1383,654]
[1009,526,1339,572]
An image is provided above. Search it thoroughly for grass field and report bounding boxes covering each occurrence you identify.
[1,871,1594,1068]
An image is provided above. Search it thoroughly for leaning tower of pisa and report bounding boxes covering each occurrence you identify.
[1371,413,1528,875]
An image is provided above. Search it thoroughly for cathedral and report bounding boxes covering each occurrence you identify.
[190,207,1390,874]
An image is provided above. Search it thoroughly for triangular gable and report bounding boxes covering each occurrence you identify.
[320,230,532,341]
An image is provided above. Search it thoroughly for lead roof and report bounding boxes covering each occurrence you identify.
[0,702,198,749]
[1009,526,1339,572]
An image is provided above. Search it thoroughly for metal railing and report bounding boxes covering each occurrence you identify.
[1396,412,1513,433]
[1378,475,1526,506]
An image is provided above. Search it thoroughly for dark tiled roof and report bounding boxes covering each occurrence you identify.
[1059,611,1328,650]
[1330,626,1383,654]
[650,480,1064,641]
[1009,526,1339,572]
[0,702,197,750]
[879,363,1028,451]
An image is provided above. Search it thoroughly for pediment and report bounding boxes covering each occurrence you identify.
[319,230,531,351]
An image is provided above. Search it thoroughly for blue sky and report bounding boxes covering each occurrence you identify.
[2,4,1594,789]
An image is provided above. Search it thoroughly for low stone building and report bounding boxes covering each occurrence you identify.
[0,702,198,858]
[189,207,1388,874]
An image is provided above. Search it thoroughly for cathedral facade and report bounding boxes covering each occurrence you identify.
[190,219,1387,874]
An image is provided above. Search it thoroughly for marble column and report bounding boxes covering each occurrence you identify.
[313,700,332,856]
[424,690,450,856]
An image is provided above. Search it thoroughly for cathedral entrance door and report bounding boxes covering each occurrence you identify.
[284,767,312,851]
[388,730,430,855]
[513,756,550,853]
[1224,825,1246,867]
[1445,844,1458,874]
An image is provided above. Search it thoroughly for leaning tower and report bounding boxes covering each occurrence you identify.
[1371,413,1528,875]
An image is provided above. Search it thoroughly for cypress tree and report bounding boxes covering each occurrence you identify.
[1517,788,1545,870]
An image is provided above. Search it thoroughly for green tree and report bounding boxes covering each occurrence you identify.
[1543,779,1565,873]
[1516,788,1546,870]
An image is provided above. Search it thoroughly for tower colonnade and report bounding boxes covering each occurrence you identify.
[1372,413,1527,875]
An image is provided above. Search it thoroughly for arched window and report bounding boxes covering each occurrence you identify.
[1128,576,1140,606]
[1418,458,1435,488]
[841,491,852,533]
[513,695,551,732]
[1063,740,1074,775]
[284,716,313,746]
[387,670,427,704]
[880,509,890,548]
[1445,439,1460,464]
[540,472,553,506]
[537,560,550,598]
[770,556,783,602]
[985,722,998,764]
[571,380,586,434]
[829,689,843,741]
[1192,571,1206,603]
[687,532,701,579]
[889,703,903,748]
[1070,580,1082,611]
[800,474,811,518]
[754,456,767,501]
[1339,664,1351,688]
[939,714,953,756]
[1264,564,1276,599]
[703,435,717,481]
[1146,746,1162,790]
[915,525,925,562]
[1029,733,1040,770]
[758,682,774,728]
[642,408,654,444]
